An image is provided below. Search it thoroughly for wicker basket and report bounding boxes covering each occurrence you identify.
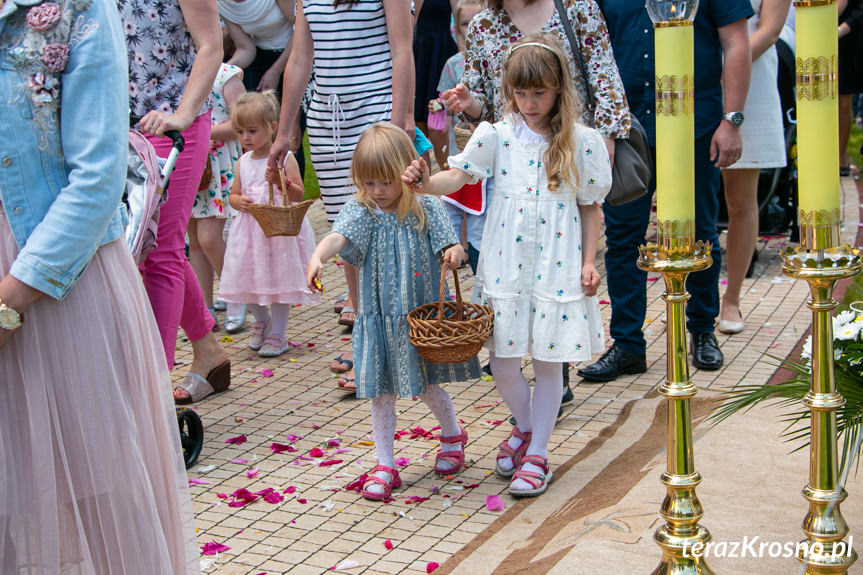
[453,121,476,151]
[247,167,314,237]
[408,266,493,364]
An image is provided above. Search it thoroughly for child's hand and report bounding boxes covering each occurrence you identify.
[442,244,466,270]
[581,264,601,297]
[306,257,324,292]
[428,98,444,114]
[440,84,475,115]
[265,165,285,189]
[235,194,254,212]
[401,158,429,190]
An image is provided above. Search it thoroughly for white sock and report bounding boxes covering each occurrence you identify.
[269,303,290,337]
[368,394,397,495]
[248,304,270,323]
[511,359,561,491]
[419,385,461,471]
[489,354,532,473]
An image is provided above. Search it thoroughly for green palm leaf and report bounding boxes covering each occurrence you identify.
[710,353,863,476]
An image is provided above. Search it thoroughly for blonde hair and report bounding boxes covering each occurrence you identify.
[231,91,280,140]
[501,33,581,193]
[350,123,426,231]
[455,0,482,24]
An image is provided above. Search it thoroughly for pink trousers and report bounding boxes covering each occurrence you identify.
[140,112,215,369]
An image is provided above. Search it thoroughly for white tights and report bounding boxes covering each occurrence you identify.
[248,303,291,337]
[366,386,461,494]
[490,355,562,489]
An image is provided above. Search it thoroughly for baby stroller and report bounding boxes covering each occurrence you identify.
[125,120,204,469]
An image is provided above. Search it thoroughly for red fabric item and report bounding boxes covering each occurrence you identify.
[442,179,486,216]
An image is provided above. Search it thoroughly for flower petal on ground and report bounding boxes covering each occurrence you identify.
[201,541,231,555]
[226,435,247,445]
[485,495,505,511]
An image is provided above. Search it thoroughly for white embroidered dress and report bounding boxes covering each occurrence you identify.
[449,116,611,362]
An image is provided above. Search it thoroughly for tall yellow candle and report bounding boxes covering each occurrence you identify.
[654,23,695,237]
[795,0,840,249]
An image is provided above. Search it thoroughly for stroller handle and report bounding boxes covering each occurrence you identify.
[129,115,185,152]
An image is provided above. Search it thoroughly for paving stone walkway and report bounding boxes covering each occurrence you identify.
[177,173,863,575]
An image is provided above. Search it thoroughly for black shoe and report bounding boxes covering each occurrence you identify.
[577,345,647,382]
[691,332,723,370]
[561,363,574,406]
[482,362,492,376]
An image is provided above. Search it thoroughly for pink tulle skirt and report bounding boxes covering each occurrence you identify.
[0,210,199,574]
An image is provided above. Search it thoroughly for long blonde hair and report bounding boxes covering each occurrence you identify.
[350,123,427,231]
[501,33,581,193]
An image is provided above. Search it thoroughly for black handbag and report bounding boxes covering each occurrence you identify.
[553,0,652,206]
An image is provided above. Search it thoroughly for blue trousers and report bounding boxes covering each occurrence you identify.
[602,131,721,355]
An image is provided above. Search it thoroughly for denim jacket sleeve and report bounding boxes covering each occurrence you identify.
[3,0,129,300]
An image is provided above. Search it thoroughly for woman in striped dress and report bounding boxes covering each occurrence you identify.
[270,0,412,388]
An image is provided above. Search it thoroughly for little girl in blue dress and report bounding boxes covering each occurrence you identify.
[307,123,481,500]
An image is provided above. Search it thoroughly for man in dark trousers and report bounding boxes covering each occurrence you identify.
[578,0,753,382]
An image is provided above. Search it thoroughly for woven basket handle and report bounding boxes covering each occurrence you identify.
[435,264,464,325]
[266,167,290,206]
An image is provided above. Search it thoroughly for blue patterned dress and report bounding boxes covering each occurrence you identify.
[332,195,482,399]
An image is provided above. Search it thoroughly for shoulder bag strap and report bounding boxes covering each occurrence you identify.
[552,0,596,113]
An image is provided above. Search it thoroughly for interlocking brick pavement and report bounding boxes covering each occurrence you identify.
[177,173,863,574]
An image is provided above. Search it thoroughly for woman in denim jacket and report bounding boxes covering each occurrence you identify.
[0,0,199,571]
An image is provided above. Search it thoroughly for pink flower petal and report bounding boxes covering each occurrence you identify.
[201,541,231,555]
[283,486,297,494]
[260,368,274,377]
[285,433,304,442]
[599,300,611,305]
[229,457,249,464]
[319,459,344,466]
[188,478,211,486]
[485,495,505,511]
[226,434,247,445]
[384,539,394,550]
[395,457,411,467]
[327,439,341,447]
[297,498,308,504]
[309,447,325,458]
[247,467,260,478]
[270,442,297,454]
[263,491,284,504]
[427,562,440,573]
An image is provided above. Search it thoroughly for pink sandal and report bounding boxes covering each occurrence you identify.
[509,455,553,498]
[434,426,468,475]
[360,465,402,501]
[495,426,532,478]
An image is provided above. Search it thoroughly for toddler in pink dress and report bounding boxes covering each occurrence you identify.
[219,92,319,357]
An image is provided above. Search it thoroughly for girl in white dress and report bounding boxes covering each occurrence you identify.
[403,34,611,497]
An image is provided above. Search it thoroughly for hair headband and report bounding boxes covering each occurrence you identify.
[509,41,557,55]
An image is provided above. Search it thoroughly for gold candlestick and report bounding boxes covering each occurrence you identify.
[788,1,858,572]
[782,247,860,574]
[645,1,713,573]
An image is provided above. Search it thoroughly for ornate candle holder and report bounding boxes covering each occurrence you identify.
[639,224,714,575]
[781,233,860,574]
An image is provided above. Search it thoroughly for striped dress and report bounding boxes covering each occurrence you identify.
[304,0,394,222]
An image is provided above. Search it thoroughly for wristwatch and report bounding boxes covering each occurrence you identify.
[0,299,23,331]
[722,111,745,128]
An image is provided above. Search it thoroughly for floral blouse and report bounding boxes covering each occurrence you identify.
[462,0,630,138]
[117,0,197,117]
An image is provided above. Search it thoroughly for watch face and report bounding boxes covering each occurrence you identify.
[0,307,21,330]
[727,112,744,127]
